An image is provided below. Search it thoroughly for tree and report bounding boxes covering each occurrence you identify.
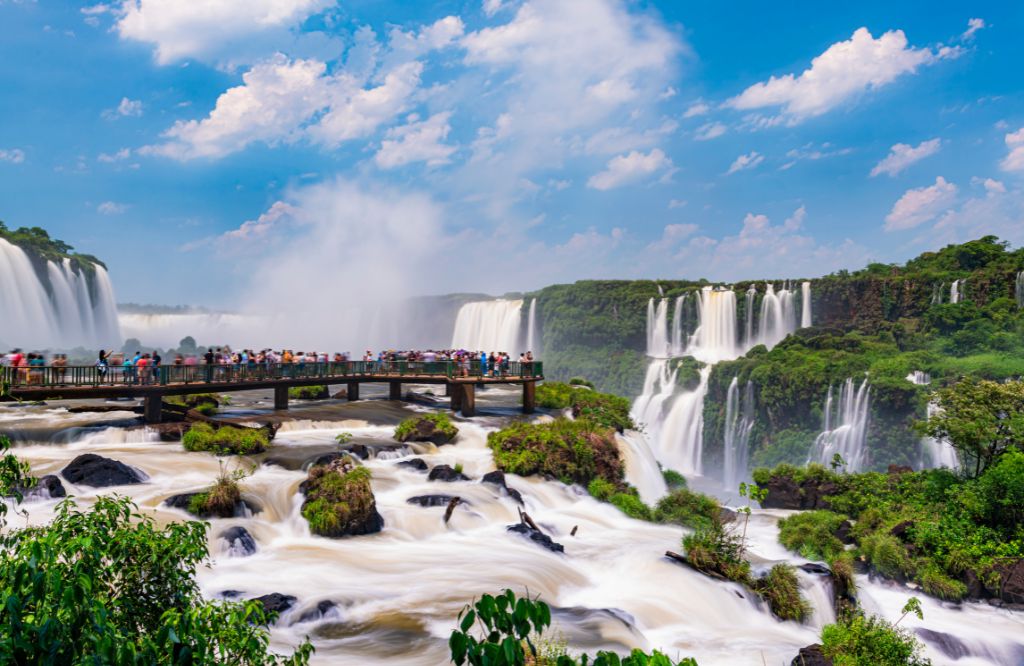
[920,379,1024,477]
[179,335,198,352]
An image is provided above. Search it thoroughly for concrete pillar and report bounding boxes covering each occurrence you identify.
[347,381,360,401]
[143,395,163,424]
[444,383,452,396]
[449,383,462,412]
[522,381,536,414]
[389,380,402,401]
[461,383,476,417]
[274,386,289,411]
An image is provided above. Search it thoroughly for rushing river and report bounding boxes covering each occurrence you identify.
[2,387,1023,665]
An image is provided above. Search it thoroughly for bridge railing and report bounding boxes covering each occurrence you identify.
[1,360,543,389]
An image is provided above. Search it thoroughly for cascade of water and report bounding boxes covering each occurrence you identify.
[801,281,812,328]
[670,294,687,356]
[525,298,538,356]
[0,237,120,349]
[655,366,712,475]
[688,287,738,363]
[630,359,679,448]
[1016,271,1024,308]
[950,279,964,304]
[756,283,798,349]
[811,378,871,472]
[722,377,755,488]
[743,286,756,348]
[919,401,959,470]
[646,298,670,358]
[905,371,931,385]
[617,430,668,505]
[931,282,945,305]
[450,299,524,352]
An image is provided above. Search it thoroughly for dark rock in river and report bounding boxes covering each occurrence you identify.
[718,507,737,524]
[833,519,854,544]
[507,523,564,553]
[61,453,146,487]
[799,562,832,576]
[790,644,832,666]
[397,457,428,472]
[395,415,458,445]
[17,474,67,500]
[407,494,461,507]
[889,520,914,541]
[759,473,836,510]
[253,592,297,618]
[301,457,384,537]
[993,559,1024,604]
[915,628,970,660]
[219,526,257,557]
[428,464,469,482]
[297,600,338,623]
[165,492,258,519]
[481,470,524,504]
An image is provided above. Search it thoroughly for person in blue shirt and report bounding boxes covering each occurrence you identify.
[479,351,487,377]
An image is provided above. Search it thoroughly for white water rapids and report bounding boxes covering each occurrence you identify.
[3,392,1023,665]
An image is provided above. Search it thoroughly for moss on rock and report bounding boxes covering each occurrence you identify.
[301,458,383,538]
[182,422,270,456]
[488,418,623,487]
[394,412,458,445]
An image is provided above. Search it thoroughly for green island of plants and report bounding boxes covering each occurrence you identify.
[166,392,224,416]
[394,412,459,444]
[182,421,270,455]
[488,418,623,488]
[535,381,636,432]
[183,466,247,519]
[301,459,382,538]
[288,385,329,400]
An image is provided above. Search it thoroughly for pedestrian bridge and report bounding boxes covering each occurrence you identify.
[1,361,543,422]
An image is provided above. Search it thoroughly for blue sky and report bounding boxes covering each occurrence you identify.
[1,0,1022,307]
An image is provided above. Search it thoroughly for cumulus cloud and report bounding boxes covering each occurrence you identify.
[646,222,698,251]
[727,151,764,174]
[683,101,709,118]
[726,28,947,123]
[98,148,131,162]
[587,148,672,190]
[375,112,457,169]
[0,148,25,164]
[962,18,985,41]
[694,122,726,141]
[1001,128,1024,172]
[114,0,331,65]
[97,201,128,214]
[102,97,143,119]
[870,138,941,177]
[884,176,957,231]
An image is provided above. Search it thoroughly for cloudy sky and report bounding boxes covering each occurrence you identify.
[1,1,1022,306]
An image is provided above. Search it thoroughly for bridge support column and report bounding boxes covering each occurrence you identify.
[461,384,476,417]
[444,383,452,396]
[274,386,289,411]
[449,383,462,412]
[522,381,536,415]
[143,396,163,424]
[389,381,402,401]
[347,381,360,401]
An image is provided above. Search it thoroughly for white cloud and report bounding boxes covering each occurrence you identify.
[482,0,504,17]
[727,151,764,174]
[587,148,672,190]
[223,201,295,241]
[647,222,698,251]
[781,142,852,169]
[1001,128,1024,172]
[668,198,686,209]
[726,28,943,123]
[962,18,985,41]
[980,178,1005,195]
[0,148,25,164]
[102,97,143,119]
[694,121,726,141]
[97,201,128,214]
[375,112,456,169]
[98,147,131,162]
[884,176,957,231]
[683,101,709,118]
[870,138,941,177]
[115,0,331,64]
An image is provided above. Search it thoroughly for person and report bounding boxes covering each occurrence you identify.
[479,351,488,377]
[96,349,108,382]
[122,354,135,384]
[53,353,67,385]
[137,354,150,385]
[525,351,534,377]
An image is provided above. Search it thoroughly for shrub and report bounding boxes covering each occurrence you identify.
[301,461,380,537]
[609,491,652,521]
[488,419,623,487]
[859,533,912,580]
[534,382,635,431]
[918,564,967,601]
[682,525,751,584]
[821,612,930,666]
[182,422,270,455]
[653,488,721,531]
[777,510,847,561]
[288,385,329,400]
[394,412,459,444]
[754,564,810,622]
[185,466,245,519]
[166,393,222,415]
[567,377,594,388]
[587,477,616,501]
[662,469,687,488]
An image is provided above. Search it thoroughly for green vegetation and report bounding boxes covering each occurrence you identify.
[682,524,751,584]
[662,469,687,489]
[753,564,810,622]
[0,221,106,272]
[488,419,623,487]
[777,510,847,561]
[166,392,224,415]
[535,381,635,431]
[301,460,379,537]
[185,466,247,519]
[394,412,459,443]
[182,422,270,455]
[653,488,721,531]
[567,377,594,388]
[587,478,652,520]
[288,385,329,400]
[820,600,930,666]
[449,589,698,666]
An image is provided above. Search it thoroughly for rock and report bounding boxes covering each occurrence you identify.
[994,559,1024,604]
[718,507,737,524]
[889,520,914,541]
[799,563,832,576]
[790,644,832,666]
[397,458,428,471]
[833,519,854,544]
[915,628,970,660]
[349,444,370,460]
[164,492,255,519]
[19,474,66,500]
[481,470,524,504]
[253,593,297,617]
[395,415,458,445]
[61,454,146,487]
[507,523,564,553]
[428,464,469,482]
[759,474,835,510]
[301,457,384,537]
[219,526,257,557]
[407,494,460,507]
[961,568,986,599]
[298,600,337,623]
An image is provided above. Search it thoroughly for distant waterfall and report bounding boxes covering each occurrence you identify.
[0,237,121,349]
[919,401,959,470]
[743,286,756,348]
[1016,271,1024,308]
[931,282,945,305]
[950,279,965,304]
[646,298,670,357]
[656,366,711,475]
[801,281,812,328]
[689,287,739,363]
[906,371,931,385]
[811,378,871,472]
[525,298,538,356]
[670,294,687,356]
[630,360,679,446]
[450,299,523,352]
[757,283,797,349]
[723,377,755,488]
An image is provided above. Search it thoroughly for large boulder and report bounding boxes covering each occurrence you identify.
[18,474,66,501]
[994,559,1024,604]
[61,454,146,487]
[407,494,460,507]
[301,458,384,537]
[164,491,251,519]
[397,458,428,472]
[790,644,832,666]
[252,593,297,617]
[394,414,458,445]
[759,473,836,510]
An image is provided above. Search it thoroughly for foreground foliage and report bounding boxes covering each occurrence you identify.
[820,608,930,666]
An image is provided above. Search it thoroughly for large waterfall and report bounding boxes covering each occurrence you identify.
[810,378,871,472]
[0,237,121,349]
[800,281,812,328]
[450,299,523,352]
[723,377,755,488]
[525,298,538,355]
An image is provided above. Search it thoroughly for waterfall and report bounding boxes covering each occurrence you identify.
[646,298,670,358]
[931,283,945,305]
[744,286,756,348]
[670,294,687,356]
[1016,271,1024,308]
[689,287,738,363]
[722,377,755,489]
[906,371,931,385]
[811,378,871,472]
[801,281,812,328]
[950,279,964,304]
[756,283,798,349]
[656,366,711,475]
[919,401,959,470]
[450,299,523,352]
[630,359,679,448]
[525,298,538,356]
[617,430,668,505]
[0,237,121,349]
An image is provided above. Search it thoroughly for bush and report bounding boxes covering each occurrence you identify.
[653,488,721,531]
[288,385,329,400]
[166,393,222,415]
[609,491,652,521]
[859,533,912,580]
[488,419,623,487]
[682,525,751,584]
[754,564,810,622]
[777,510,847,561]
[394,412,459,444]
[185,467,245,519]
[821,612,930,666]
[567,377,594,388]
[182,422,270,455]
[662,469,687,488]
[301,461,380,537]
[534,382,635,431]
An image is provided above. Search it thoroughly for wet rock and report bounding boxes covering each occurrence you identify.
[428,464,469,482]
[718,507,737,524]
[349,443,370,460]
[397,458,428,472]
[219,526,257,557]
[302,457,384,537]
[994,559,1024,604]
[889,520,914,541]
[395,415,458,445]
[759,473,836,510]
[916,628,970,660]
[790,644,832,666]
[407,494,460,507]
[253,592,297,617]
[61,454,146,487]
[507,523,564,553]
[298,600,337,623]
[18,474,66,500]
[961,568,985,599]
[164,492,257,519]
[481,470,524,504]
[799,562,832,576]
[833,519,854,544]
